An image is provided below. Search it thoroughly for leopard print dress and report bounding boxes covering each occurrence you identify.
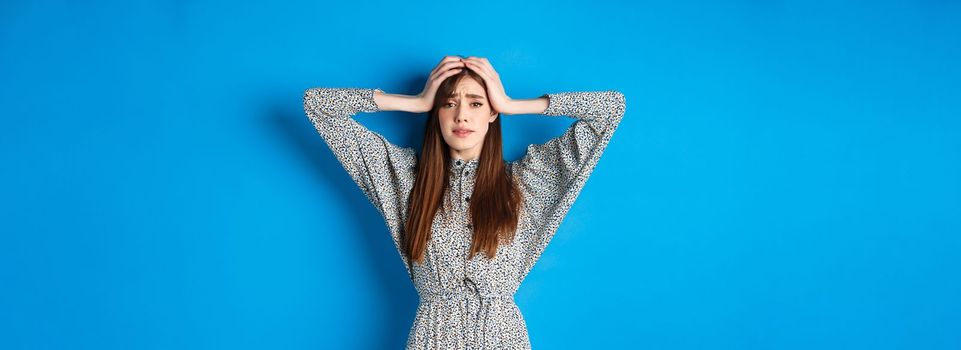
[303,87,626,349]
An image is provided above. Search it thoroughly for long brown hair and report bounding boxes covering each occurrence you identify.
[402,69,522,264]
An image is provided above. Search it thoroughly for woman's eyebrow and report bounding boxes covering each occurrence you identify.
[446,93,487,99]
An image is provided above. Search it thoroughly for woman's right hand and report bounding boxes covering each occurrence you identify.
[412,56,465,112]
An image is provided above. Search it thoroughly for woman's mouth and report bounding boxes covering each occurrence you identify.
[453,129,473,138]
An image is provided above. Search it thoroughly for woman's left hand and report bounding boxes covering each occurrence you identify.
[462,57,519,115]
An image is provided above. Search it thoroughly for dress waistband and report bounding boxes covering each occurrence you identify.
[419,289,515,303]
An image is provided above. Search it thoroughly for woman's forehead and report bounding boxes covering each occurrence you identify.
[447,91,487,100]
[448,82,487,99]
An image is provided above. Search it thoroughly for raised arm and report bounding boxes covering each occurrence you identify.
[455,56,627,272]
[302,58,467,273]
[303,87,417,204]
[509,90,627,275]
[303,87,418,268]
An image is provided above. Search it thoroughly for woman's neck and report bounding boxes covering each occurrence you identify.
[449,148,480,162]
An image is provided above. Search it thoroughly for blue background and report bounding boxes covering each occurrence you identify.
[2,0,959,349]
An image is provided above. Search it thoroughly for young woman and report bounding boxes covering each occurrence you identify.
[303,56,625,349]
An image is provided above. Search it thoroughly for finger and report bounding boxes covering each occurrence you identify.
[439,67,463,80]
[431,56,464,76]
[429,61,465,80]
[465,57,491,66]
[429,61,465,82]
[436,55,461,67]
[428,65,465,89]
[425,67,464,94]
[463,60,494,80]
[463,60,506,97]
[467,58,497,77]
[463,57,492,71]
[462,60,488,80]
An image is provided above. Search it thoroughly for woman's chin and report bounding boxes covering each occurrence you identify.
[449,143,477,154]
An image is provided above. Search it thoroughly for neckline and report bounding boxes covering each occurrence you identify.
[451,157,479,170]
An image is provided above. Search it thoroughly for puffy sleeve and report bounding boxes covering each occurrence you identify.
[508,90,626,275]
[303,87,418,270]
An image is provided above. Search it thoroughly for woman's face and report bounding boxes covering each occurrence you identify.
[438,77,498,160]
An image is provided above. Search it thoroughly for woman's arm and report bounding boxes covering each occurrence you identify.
[463,55,628,275]
[456,57,628,275]
[303,87,418,271]
[498,97,550,115]
[460,57,551,116]
[302,57,466,273]
[303,56,466,197]
[372,56,467,113]
[510,90,627,277]
[510,89,627,203]
[302,86,418,206]
[372,90,428,112]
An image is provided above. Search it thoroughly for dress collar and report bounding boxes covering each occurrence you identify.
[451,157,479,171]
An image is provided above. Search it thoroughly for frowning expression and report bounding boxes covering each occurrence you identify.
[438,77,498,160]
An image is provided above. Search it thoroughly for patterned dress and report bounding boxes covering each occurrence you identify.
[303,87,626,349]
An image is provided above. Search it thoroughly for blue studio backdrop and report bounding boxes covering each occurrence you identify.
[2,0,959,349]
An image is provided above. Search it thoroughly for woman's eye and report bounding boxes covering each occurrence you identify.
[471,102,483,107]
[445,102,456,108]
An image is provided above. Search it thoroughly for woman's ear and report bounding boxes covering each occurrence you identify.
[488,112,498,123]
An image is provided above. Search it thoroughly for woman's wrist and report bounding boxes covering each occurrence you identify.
[500,97,549,115]
[373,90,429,113]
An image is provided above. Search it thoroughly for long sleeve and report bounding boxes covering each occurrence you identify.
[509,90,626,276]
[303,87,418,271]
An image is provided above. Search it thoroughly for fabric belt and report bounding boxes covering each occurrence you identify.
[419,289,515,303]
